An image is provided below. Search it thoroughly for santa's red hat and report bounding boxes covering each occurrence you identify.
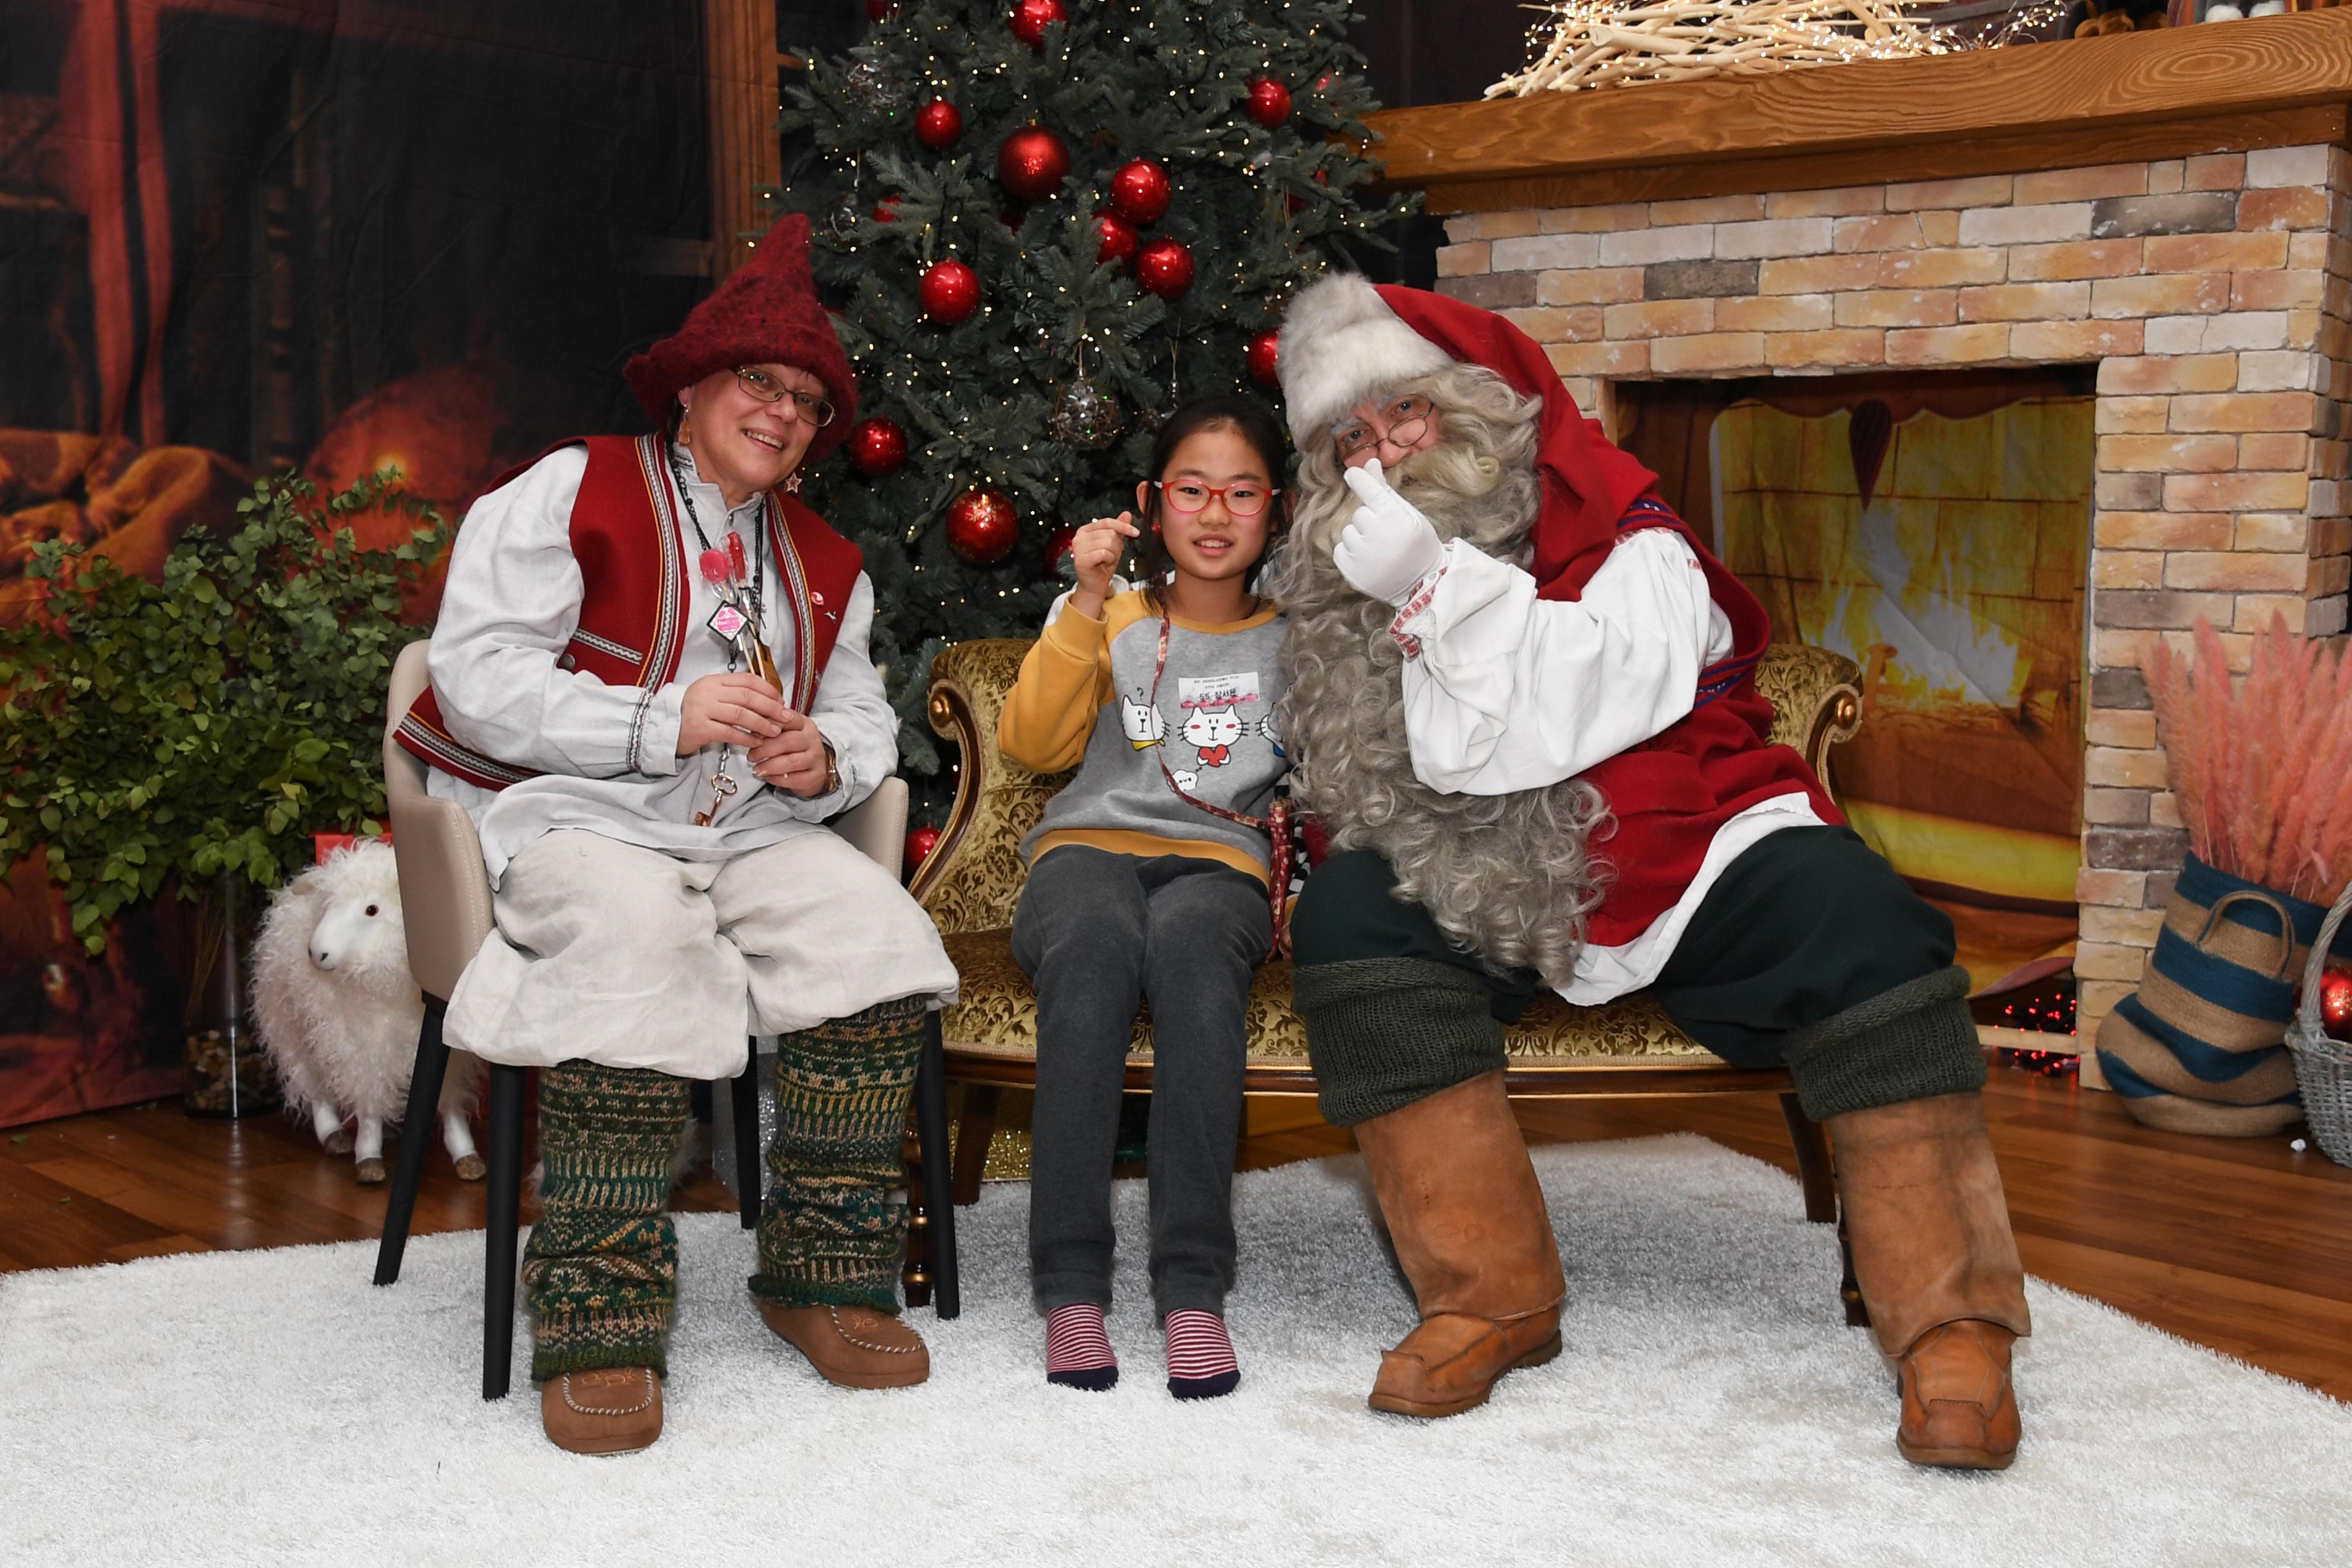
[623,212,858,461]
[1277,273,1657,600]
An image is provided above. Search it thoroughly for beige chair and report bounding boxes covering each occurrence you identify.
[910,638,1868,1313]
[366,638,948,1398]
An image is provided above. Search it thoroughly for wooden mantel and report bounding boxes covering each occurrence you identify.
[1364,10,2352,211]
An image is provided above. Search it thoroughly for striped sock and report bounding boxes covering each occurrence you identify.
[1164,1309,1240,1400]
[1045,1304,1118,1391]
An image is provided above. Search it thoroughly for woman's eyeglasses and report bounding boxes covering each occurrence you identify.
[1153,480,1279,518]
[1332,395,1433,462]
[732,366,836,426]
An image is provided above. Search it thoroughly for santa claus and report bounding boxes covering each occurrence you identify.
[1267,274,2030,1471]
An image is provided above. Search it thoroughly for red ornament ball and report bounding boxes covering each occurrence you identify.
[997,125,1071,202]
[1245,330,1280,386]
[846,417,908,478]
[1246,78,1293,128]
[866,0,898,19]
[903,823,942,878]
[1108,159,1172,225]
[919,259,981,326]
[945,485,1019,564]
[1009,0,1066,48]
[914,99,963,150]
[1045,525,1078,571]
[872,195,901,223]
[2321,965,2352,1042]
[1094,210,1139,265]
[1134,237,1193,299]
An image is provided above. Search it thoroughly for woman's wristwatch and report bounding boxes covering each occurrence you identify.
[818,739,841,798]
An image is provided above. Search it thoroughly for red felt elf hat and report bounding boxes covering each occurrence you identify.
[623,211,859,462]
[1276,273,1656,599]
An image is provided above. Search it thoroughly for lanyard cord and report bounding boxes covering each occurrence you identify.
[1146,611,1293,959]
[668,451,766,640]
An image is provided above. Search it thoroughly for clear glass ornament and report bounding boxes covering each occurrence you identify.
[1048,371,1124,450]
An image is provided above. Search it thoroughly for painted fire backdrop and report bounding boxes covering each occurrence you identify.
[0,0,714,1126]
[1623,371,2093,997]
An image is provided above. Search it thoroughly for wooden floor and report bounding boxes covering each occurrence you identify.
[5,1068,2348,1401]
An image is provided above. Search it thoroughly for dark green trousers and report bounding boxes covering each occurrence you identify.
[1288,826,1983,1127]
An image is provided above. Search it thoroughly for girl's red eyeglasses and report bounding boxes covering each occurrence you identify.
[1152,480,1279,518]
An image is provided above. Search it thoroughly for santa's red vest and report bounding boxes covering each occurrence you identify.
[395,433,864,791]
[1573,495,1842,948]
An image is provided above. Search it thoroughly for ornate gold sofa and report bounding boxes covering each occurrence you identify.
[910,637,1867,1260]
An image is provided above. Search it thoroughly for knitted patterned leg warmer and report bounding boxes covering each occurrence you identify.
[750,995,928,1314]
[522,1061,692,1382]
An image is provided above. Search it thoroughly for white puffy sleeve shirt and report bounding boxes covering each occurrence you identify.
[1384,526,1827,1002]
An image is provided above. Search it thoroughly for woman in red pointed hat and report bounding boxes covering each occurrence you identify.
[1266,273,2030,1471]
[396,212,957,1455]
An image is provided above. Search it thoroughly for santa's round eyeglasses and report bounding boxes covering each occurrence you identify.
[1333,395,1433,462]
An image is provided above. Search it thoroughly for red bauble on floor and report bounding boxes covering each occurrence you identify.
[918,259,980,325]
[997,125,1071,202]
[1107,158,1171,224]
[1009,0,1066,48]
[1134,237,1193,299]
[903,823,942,878]
[1245,330,1280,386]
[945,485,1019,564]
[846,416,908,478]
[1246,79,1292,128]
[914,99,963,150]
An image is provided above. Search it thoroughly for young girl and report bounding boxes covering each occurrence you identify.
[999,396,1293,1398]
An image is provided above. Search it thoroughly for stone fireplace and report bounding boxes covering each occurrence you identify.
[1367,15,2352,1074]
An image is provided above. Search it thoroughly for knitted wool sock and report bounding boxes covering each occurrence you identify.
[1044,1303,1119,1391]
[522,1061,692,1382]
[750,995,927,1313]
[1164,1309,1240,1399]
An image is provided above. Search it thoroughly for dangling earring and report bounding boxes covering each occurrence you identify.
[678,403,692,446]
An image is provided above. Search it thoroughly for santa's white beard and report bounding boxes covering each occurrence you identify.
[1266,450,1614,986]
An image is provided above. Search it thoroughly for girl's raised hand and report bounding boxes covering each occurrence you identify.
[1067,511,1139,620]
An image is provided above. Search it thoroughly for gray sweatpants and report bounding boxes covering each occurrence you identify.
[1012,845,1271,1317]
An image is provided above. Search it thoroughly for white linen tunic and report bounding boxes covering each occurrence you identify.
[1389,531,1828,1005]
[424,444,957,1079]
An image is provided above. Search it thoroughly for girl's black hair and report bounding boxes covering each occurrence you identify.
[1132,393,1292,612]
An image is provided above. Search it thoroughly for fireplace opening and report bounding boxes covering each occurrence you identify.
[1620,368,2096,1034]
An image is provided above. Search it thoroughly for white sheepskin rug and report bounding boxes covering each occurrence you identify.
[3,1134,2346,1567]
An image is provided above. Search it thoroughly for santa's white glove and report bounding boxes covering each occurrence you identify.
[1335,458,1447,607]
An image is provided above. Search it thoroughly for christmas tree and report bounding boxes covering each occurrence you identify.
[781,0,1415,814]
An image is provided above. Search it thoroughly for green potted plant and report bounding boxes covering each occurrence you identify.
[0,471,447,1116]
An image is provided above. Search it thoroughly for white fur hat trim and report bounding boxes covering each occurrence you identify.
[1277,273,1453,442]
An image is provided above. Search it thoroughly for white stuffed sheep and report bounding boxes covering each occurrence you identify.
[251,839,483,1184]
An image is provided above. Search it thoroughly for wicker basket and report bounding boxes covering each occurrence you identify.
[2285,883,2352,1168]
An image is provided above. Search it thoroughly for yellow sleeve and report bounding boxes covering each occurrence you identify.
[999,603,1115,772]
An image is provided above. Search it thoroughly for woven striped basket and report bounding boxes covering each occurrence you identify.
[2094,854,2337,1136]
[2285,885,2352,1168]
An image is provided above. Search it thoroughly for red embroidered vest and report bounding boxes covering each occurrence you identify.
[395,433,865,791]
[1573,496,1841,948]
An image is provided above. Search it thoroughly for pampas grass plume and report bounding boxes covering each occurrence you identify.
[2148,615,2352,905]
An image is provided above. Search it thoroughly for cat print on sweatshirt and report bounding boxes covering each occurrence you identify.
[1183,705,1243,769]
[1121,694,1167,750]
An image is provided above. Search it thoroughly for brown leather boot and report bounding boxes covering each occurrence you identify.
[539,1366,663,1456]
[1828,1090,2030,1471]
[1353,1071,1565,1418]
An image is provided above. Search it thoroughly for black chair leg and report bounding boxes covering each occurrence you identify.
[373,997,451,1287]
[734,1037,762,1231]
[912,1010,959,1319]
[1779,1092,1838,1224]
[482,1062,528,1401]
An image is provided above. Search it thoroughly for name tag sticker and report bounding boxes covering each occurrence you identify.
[1177,671,1260,710]
[708,605,747,640]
